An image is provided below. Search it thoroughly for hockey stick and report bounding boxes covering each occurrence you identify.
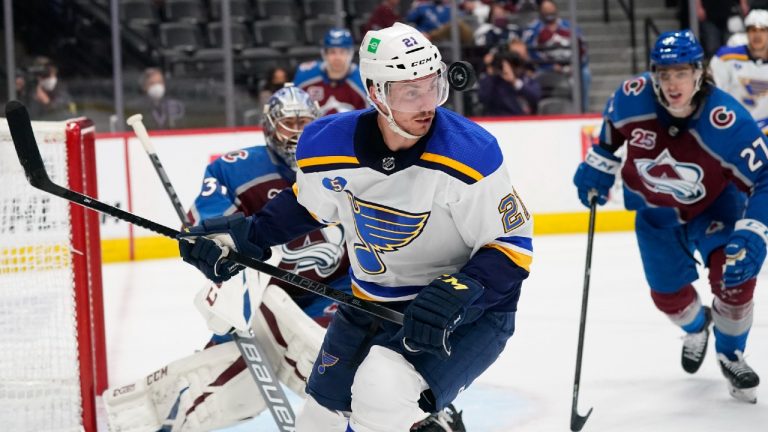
[126,114,188,224]
[126,114,297,428]
[570,196,596,431]
[6,100,404,328]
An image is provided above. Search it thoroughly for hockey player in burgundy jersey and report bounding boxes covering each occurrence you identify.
[574,30,762,403]
[293,28,368,115]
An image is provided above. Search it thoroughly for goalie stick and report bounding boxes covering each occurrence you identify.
[570,197,596,432]
[6,100,404,329]
[127,113,296,429]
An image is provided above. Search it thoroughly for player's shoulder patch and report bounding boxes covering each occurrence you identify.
[417,108,503,184]
[714,44,749,61]
[704,87,754,130]
[621,75,648,96]
[609,73,657,124]
[296,111,362,173]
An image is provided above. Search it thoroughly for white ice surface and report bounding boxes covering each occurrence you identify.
[101,232,768,431]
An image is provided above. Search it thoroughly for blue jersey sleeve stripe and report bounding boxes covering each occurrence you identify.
[496,236,533,252]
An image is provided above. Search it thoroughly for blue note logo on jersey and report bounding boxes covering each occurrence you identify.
[344,191,430,275]
[742,79,768,107]
[317,350,339,374]
[635,149,706,204]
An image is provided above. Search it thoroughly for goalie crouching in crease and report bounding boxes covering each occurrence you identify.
[102,83,466,431]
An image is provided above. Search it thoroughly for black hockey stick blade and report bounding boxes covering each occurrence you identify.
[571,403,593,431]
[6,100,53,190]
[5,101,404,325]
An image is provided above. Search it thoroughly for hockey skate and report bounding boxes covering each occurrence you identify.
[681,306,712,374]
[718,350,760,404]
[411,404,466,432]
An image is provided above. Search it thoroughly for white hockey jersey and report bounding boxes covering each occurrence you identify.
[710,44,768,132]
[293,108,533,306]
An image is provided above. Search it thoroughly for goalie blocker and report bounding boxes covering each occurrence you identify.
[103,275,323,431]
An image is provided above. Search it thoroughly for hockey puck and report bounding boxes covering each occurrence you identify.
[447,61,477,92]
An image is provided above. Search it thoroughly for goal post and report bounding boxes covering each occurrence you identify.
[0,117,107,431]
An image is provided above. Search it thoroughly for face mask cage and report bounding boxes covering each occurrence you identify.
[264,90,319,170]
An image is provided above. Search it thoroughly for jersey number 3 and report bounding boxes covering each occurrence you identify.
[499,189,530,232]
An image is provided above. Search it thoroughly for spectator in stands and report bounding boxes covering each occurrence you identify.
[293,28,368,115]
[693,0,744,57]
[479,50,541,116]
[362,0,402,33]
[523,0,590,111]
[26,57,76,121]
[474,3,516,47]
[405,0,474,43]
[258,66,291,107]
[139,67,186,129]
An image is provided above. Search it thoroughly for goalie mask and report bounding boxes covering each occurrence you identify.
[359,23,449,139]
[263,84,320,171]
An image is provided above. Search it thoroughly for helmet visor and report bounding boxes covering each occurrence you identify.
[384,62,449,113]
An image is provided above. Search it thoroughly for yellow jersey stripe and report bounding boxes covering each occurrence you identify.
[720,54,748,61]
[485,244,532,272]
[297,155,359,169]
[351,282,378,301]
[420,152,484,181]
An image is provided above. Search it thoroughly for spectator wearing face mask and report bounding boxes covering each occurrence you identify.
[522,0,590,111]
[27,57,77,121]
[140,67,186,129]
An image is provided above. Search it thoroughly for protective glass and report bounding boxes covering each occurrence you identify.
[384,63,449,113]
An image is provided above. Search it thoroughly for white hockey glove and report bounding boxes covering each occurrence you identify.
[193,276,251,336]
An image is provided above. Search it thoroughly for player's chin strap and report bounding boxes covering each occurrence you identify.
[369,94,424,140]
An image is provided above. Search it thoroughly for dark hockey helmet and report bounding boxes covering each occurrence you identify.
[263,84,320,171]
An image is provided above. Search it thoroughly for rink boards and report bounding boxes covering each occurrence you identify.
[90,114,634,262]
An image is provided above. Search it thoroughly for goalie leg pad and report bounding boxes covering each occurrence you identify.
[252,284,325,396]
[295,395,349,432]
[103,342,266,432]
[348,346,428,432]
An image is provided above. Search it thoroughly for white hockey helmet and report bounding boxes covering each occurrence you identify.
[359,23,449,138]
[745,9,768,29]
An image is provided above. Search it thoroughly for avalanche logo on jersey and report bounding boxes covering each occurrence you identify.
[278,225,345,278]
[344,191,430,275]
[739,77,768,107]
[709,106,737,129]
[634,149,706,204]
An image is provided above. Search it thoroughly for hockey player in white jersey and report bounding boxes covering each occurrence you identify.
[102,83,465,431]
[710,9,768,133]
[178,22,533,432]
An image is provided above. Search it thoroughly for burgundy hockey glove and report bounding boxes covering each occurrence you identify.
[401,273,484,360]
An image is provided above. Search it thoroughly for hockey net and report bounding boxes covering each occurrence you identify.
[0,117,106,431]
